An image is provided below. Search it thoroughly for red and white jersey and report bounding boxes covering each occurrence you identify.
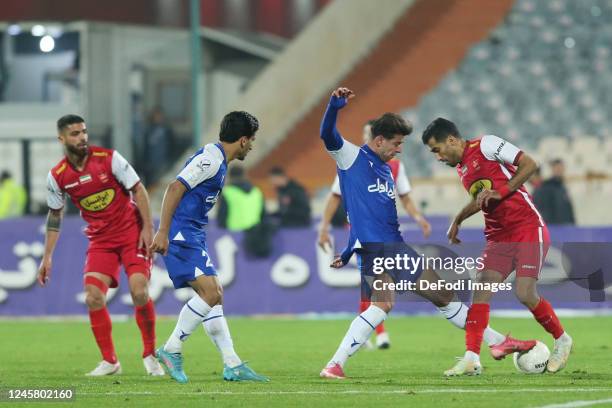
[46,146,141,239]
[457,135,544,238]
[331,158,412,196]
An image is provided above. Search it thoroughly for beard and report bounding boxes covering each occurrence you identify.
[66,143,89,158]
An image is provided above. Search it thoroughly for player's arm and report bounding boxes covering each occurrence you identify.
[399,194,431,238]
[150,180,187,256]
[476,135,539,209]
[131,183,154,256]
[320,87,354,150]
[38,172,65,286]
[447,199,480,244]
[318,192,342,251]
[111,151,154,256]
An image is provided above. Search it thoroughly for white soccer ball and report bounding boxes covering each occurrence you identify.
[513,340,550,374]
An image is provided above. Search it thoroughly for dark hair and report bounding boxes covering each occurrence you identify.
[57,114,85,131]
[1,170,11,181]
[370,113,412,140]
[268,166,285,176]
[421,117,461,144]
[550,158,564,166]
[219,111,259,143]
[366,118,377,127]
[229,166,245,179]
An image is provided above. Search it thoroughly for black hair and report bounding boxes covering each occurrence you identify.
[268,166,285,176]
[370,113,412,140]
[57,114,85,131]
[219,111,259,143]
[421,117,461,144]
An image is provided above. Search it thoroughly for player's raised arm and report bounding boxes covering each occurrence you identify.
[150,180,187,256]
[320,87,354,150]
[476,135,539,209]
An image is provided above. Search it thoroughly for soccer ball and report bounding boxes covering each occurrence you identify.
[513,341,550,374]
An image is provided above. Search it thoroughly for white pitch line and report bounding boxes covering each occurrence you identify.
[534,398,612,408]
[77,388,612,397]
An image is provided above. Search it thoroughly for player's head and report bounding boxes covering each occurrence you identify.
[268,166,288,188]
[368,113,412,162]
[362,119,376,144]
[57,114,88,158]
[219,111,259,161]
[422,117,464,167]
[550,158,565,179]
[0,170,11,182]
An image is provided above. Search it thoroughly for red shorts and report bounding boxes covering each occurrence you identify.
[480,225,550,280]
[84,224,151,288]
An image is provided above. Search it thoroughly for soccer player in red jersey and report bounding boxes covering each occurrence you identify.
[37,114,164,377]
[422,118,573,376]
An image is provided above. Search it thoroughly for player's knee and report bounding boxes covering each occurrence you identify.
[202,287,223,306]
[130,287,149,307]
[515,288,539,309]
[85,290,106,310]
[374,301,394,313]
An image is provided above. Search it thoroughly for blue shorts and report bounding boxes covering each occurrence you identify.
[162,243,217,289]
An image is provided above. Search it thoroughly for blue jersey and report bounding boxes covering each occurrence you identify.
[170,143,227,247]
[320,96,402,263]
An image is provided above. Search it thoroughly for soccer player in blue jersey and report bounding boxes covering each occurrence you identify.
[318,88,531,379]
[150,111,268,383]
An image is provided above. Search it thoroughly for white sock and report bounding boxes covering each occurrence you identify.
[465,350,480,362]
[438,301,505,346]
[202,305,242,367]
[164,295,212,353]
[328,305,387,368]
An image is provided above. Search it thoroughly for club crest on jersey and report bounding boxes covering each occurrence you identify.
[368,178,395,199]
[468,179,493,199]
[80,188,115,211]
[79,174,93,184]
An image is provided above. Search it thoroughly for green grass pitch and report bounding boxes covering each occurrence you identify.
[1,316,611,407]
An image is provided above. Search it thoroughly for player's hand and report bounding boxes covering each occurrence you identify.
[330,87,355,109]
[139,224,154,258]
[447,221,461,244]
[37,258,52,286]
[418,218,432,238]
[330,255,345,269]
[476,189,502,210]
[317,229,333,253]
[150,230,169,256]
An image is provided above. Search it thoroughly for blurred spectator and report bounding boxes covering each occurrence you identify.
[0,170,27,218]
[217,166,265,231]
[143,107,173,185]
[268,166,311,227]
[533,159,575,225]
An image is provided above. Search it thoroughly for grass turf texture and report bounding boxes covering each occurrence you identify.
[0,316,611,407]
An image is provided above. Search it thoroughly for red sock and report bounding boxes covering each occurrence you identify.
[530,298,564,339]
[135,299,156,358]
[360,300,386,334]
[465,303,489,354]
[89,307,117,364]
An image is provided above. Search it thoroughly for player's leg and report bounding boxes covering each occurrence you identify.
[320,272,394,379]
[122,233,164,376]
[415,268,509,351]
[358,299,376,349]
[84,270,121,376]
[514,227,572,372]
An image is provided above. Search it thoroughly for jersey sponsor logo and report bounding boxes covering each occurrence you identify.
[367,178,395,199]
[79,188,116,211]
[196,159,211,172]
[92,151,109,157]
[79,174,93,184]
[469,141,480,148]
[468,178,493,199]
[99,172,109,183]
[205,191,220,204]
[494,140,506,160]
[55,163,67,175]
[64,181,79,189]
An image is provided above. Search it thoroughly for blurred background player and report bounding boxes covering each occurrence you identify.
[150,111,268,384]
[317,119,432,350]
[422,118,572,376]
[0,170,27,219]
[37,114,163,377]
[318,88,528,380]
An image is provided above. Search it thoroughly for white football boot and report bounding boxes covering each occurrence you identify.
[143,355,165,376]
[86,360,122,376]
